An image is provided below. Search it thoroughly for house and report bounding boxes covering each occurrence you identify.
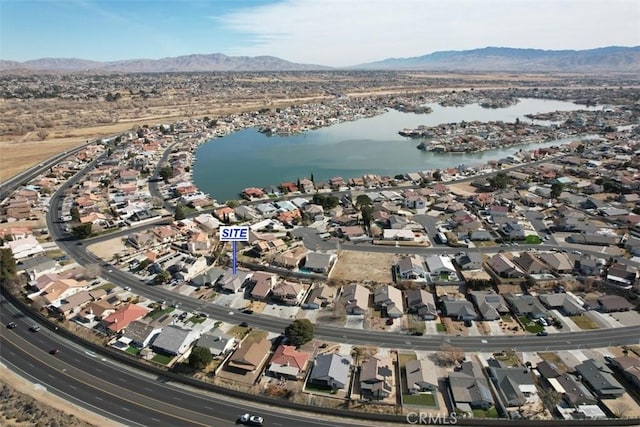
[455,252,483,271]
[249,271,277,300]
[575,359,625,399]
[152,325,199,356]
[360,356,394,401]
[514,252,550,275]
[218,269,252,293]
[502,221,526,240]
[589,295,634,313]
[424,255,458,282]
[486,254,525,279]
[273,246,307,269]
[396,255,427,280]
[442,296,478,321]
[267,344,311,380]
[609,357,640,393]
[487,365,537,408]
[102,303,150,333]
[304,284,336,309]
[469,291,509,321]
[373,285,404,318]
[308,353,351,391]
[448,361,494,411]
[341,283,370,315]
[606,265,637,287]
[406,289,437,320]
[303,252,335,274]
[576,256,603,276]
[538,252,574,274]
[405,358,438,394]
[227,337,272,373]
[122,320,162,348]
[538,293,585,316]
[554,373,598,406]
[56,291,93,319]
[503,293,548,319]
[16,256,57,279]
[567,234,620,246]
[2,235,45,259]
[271,281,305,306]
[196,328,235,356]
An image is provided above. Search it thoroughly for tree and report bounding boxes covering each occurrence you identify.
[158,165,173,183]
[432,169,442,181]
[312,194,339,210]
[355,194,372,209]
[0,248,17,283]
[284,319,314,347]
[188,346,213,370]
[36,130,49,140]
[152,269,171,285]
[174,204,187,221]
[70,206,80,222]
[225,199,239,208]
[489,172,510,190]
[360,205,373,234]
[71,223,93,239]
[550,182,564,199]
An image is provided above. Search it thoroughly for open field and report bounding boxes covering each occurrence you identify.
[329,250,397,284]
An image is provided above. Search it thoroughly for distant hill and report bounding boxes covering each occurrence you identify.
[3,47,639,73]
[0,53,330,72]
[353,46,640,72]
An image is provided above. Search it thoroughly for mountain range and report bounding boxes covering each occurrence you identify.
[1,46,638,73]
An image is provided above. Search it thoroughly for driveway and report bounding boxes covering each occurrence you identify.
[344,314,365,330]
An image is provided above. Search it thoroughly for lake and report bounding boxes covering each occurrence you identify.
[192,98,601,202]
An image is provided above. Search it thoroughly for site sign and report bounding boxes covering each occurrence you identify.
[219,226,249,275]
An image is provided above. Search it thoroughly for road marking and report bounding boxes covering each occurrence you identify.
[94,396,103,401]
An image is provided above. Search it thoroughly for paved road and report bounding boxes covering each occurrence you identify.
[0,299,377,427]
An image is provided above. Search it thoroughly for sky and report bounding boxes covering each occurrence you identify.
[1,0,639,67]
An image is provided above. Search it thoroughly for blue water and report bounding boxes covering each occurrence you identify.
[192,98,600,201]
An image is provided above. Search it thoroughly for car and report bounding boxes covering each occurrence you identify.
[242,309,254,315]
[49,349,60,355]
[124,286,132,291]
[386,318,394,325]
[238,413,264,426]
[239,321,249,328]
[29,325,41,332]
[536,331,548,336]
[463,319,473,327]
[6,322,17,329]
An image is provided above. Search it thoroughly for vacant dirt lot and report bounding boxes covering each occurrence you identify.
[329,251,397,284]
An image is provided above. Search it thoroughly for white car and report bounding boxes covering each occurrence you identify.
[238,413,264,426]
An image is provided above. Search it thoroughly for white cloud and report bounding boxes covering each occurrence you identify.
[217,0,640,66]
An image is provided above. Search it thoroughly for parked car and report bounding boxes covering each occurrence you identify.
[536,331,548,336]
[239,321,249,328]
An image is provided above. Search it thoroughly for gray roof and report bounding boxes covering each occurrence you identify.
[488,366,536,407]
[122,320,158,346]
[575,359,625,396]
[304,252,334,272]
[504,293,548,318]
[152,325,194,355]
[196,328,233,354]
[449,361,494,406]
[310,353,351,387]
[406,359,437,392]
[443,298,478,319]
[17,255,56,273]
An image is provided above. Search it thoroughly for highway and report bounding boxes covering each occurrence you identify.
[0,298,381,427]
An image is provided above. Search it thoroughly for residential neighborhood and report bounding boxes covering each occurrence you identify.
[1,85,640,423]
